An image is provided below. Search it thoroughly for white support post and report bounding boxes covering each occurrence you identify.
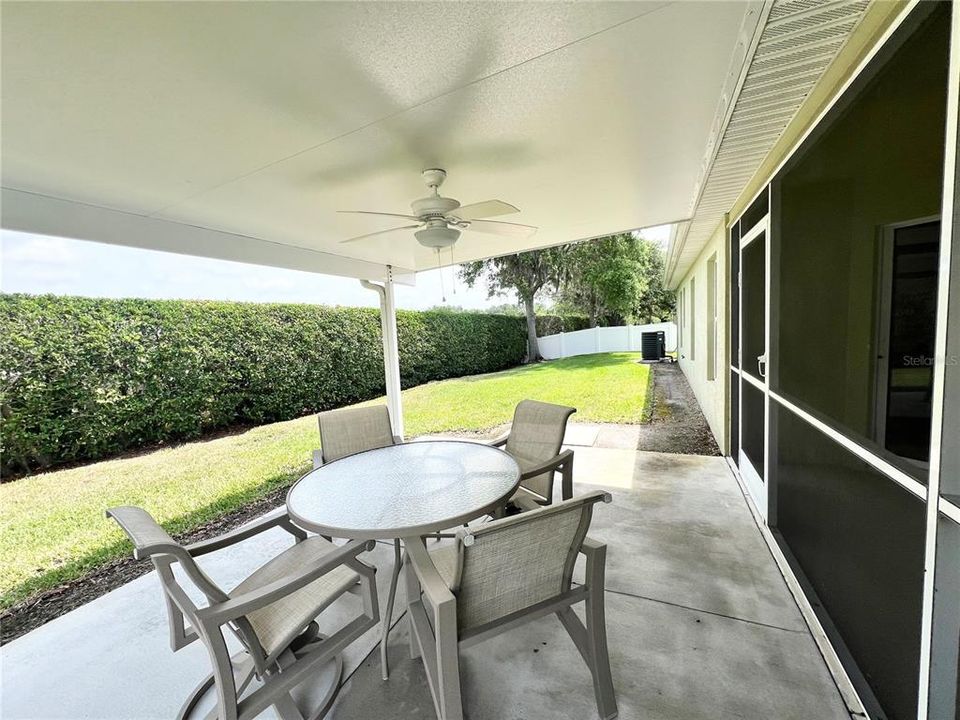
[382,268,404,438]
[360,267,404,439]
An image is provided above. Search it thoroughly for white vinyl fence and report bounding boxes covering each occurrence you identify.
[537,322,677,360]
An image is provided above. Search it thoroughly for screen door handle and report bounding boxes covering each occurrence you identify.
[757,354,767,379]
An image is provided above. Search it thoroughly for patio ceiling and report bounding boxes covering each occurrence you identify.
[1,1,751,281]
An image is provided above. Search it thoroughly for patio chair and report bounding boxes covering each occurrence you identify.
[106,506,379,720]
[312,403,403,680]
[312,404,401,470]
[489,399,576,510]
[403,490,617,720]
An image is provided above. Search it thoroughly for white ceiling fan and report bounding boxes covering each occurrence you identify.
[338,169,537,249]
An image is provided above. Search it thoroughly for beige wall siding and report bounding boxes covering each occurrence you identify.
[677,219,728,451]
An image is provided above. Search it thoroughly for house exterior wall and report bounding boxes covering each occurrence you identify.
[676,219,727,452]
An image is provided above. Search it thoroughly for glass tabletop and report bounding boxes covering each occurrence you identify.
[286,440,521,539]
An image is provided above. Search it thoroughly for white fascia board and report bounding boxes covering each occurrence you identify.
[1,188,417,284]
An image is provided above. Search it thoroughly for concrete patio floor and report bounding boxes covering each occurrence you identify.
[1,448,851,720]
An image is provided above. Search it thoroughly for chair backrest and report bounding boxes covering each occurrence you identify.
[449,490,608,631]
[106,506,265,662]
[317,405,396,463]
[506,400,575,497]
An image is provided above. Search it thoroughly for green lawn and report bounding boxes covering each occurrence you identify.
[0,352,649,610]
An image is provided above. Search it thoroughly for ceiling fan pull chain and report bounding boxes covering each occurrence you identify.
[436,248,446,303]
[450,245,457,296]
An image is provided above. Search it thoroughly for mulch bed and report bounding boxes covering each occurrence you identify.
[0,484,293,646]
[636,362,722,456]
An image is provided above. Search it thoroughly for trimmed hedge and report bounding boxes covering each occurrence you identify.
[0,295,587,474]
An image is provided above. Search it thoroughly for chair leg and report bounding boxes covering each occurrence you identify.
[435,598,463,720]
[381,538,403,680]
[177,672,216,720]
[561,456,574,501]
[403,552,421,660]
[201,626,241,720]
[179,650,257,720]
[585,550,617,719]
[271,650,308,720]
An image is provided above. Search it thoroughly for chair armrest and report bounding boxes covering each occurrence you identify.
[487,432,510,448]
[518,448,574,480]
[197,539,376,625]
[405,537,456,608]
[186,508,306,557]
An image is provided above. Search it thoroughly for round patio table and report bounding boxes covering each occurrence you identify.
[286,440,520,681]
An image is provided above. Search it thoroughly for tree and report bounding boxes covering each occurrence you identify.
[632,237,675,323]
[556,233,675,326]
[459,248,567,361]
[557,234,647,327]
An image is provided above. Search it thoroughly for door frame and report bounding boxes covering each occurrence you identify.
[738,212,770,518]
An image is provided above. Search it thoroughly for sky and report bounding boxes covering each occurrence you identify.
[0,226,671,310]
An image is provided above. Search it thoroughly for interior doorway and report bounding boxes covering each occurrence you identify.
[874,217,941,467]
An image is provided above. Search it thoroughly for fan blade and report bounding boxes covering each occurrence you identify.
[448,200,519,221]
[338,210,422,221]
[464,219,537,239]
[339,225,421,244]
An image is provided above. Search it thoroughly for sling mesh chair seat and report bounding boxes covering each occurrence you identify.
[231,536,360,656]
[312,403,404,681]
[403,490,617,720]
[488,399,576,510]
[107,506,379,720]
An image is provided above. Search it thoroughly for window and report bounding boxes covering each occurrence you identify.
[689,277,696,362]
[678,288,684,350]
[707,254,718,381]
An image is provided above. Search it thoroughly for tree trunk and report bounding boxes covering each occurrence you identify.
[523,294,541,362]
[588,291,599,328]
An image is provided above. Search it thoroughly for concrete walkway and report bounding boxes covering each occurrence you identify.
[1,449,850,720]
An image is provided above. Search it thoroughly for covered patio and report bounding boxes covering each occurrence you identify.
[0,1,892,717]
[1,446,848,720]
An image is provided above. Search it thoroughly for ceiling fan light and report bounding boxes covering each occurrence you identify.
[415,226,461,249]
